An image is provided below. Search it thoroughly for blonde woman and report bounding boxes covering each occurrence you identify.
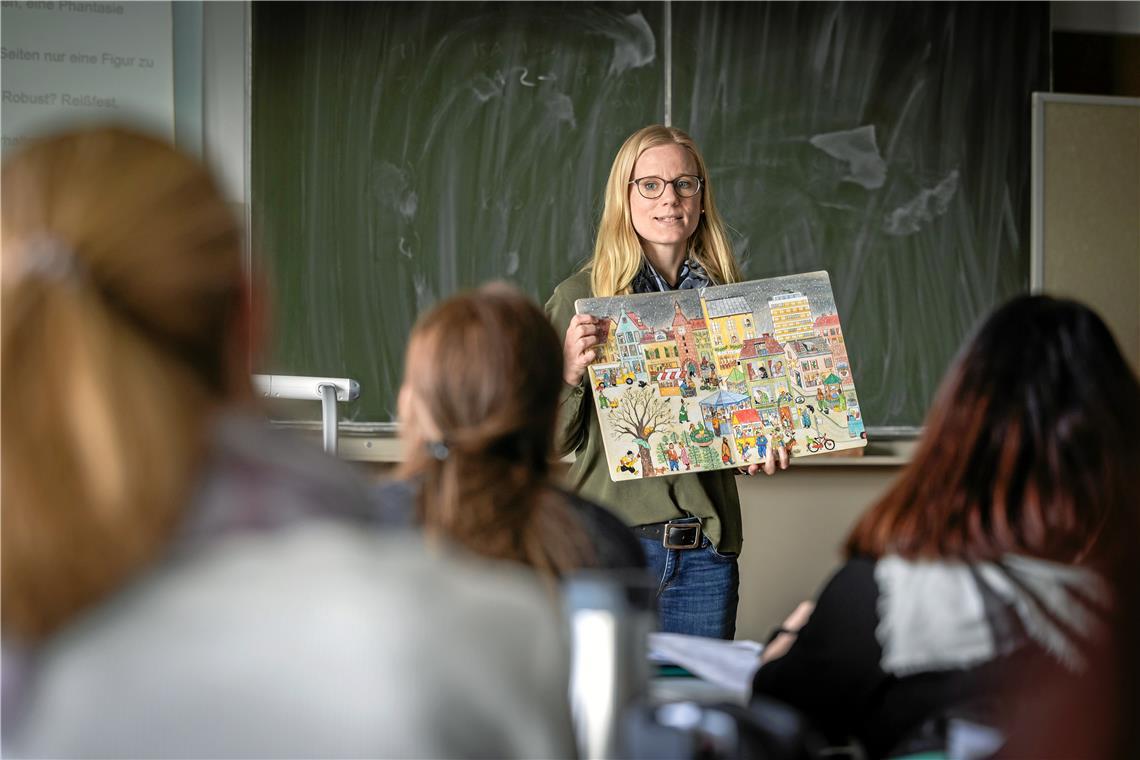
[546,125,790,639]
[2,127,575,758]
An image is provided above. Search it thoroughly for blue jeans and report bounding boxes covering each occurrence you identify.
[639,536,739,639]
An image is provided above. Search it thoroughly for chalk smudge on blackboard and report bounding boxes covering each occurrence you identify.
[544,90,576,128]
[413,272,436,314]
[883,170,960,236]
[595,10,655,76]
[372,162,418,221]
[809,125,887,190]
[471,71,505,102]
[399,191,417,220]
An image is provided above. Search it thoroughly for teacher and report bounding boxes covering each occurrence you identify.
[546,125,789,639]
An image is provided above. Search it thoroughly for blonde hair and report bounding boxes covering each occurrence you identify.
[588,125,741,297]
[398,283,591,577]
[2,127,245,641]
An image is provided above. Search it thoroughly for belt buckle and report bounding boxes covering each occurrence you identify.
[662,519,701,550]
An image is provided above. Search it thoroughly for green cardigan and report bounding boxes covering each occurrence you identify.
[544,270,743,554]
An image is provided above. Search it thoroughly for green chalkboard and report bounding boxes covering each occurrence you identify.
[252,1,1047,432]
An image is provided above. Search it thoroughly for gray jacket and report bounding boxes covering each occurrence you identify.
[5,414,576,759]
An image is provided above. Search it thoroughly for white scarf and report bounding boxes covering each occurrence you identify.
[875,554,1109,676]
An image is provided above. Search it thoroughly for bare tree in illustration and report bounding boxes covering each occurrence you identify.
[609,386,673,477]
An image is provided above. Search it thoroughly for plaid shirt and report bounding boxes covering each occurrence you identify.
[630,257,711,294]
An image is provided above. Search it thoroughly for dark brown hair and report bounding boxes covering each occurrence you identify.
[847,296,1140,568]
[398,283,590,576]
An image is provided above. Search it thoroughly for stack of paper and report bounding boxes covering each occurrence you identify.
[648,632,763,703]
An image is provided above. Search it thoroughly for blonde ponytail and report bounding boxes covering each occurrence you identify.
[2,128,244,641]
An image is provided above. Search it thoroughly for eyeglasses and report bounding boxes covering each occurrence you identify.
[628,175,703,200]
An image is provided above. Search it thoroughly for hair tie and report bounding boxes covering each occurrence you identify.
[8,236,87,285]
[426,440,450,461]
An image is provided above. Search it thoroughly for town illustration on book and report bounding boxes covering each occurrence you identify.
[575,271,867,482]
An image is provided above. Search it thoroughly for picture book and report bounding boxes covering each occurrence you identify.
[575,271,867,481]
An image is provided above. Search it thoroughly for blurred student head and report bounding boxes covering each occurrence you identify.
[847,295,1140,569]
[397,283,588,575]
[2,126,248,642]
[842,296,1139,756]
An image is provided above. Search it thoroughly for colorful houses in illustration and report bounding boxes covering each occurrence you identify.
[578,273,867,480]
[595,317,618,365]
[701,295,757,373]
[642,329,681,388]
[671,301,717,387]
[784,337,834,393]
[615,311,649,383]
[814,313,852,386]
[738,334,790,426]
[769,291,814,343]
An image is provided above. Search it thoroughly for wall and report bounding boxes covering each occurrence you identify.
[1036,96,1140,375]
[1051,1,1140,98]
[734,465,897,641]
[1051,1,1140,34]
[201,0,247,206]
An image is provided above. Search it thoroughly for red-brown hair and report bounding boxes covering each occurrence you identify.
[847,296,1140,568]
[398,283,590,576]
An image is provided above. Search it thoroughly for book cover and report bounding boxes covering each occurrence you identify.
[575,271,867,481]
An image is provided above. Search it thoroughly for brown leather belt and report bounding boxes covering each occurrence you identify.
[634,517,703,550]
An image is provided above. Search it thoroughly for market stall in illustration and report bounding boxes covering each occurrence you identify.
[575,270,867,481]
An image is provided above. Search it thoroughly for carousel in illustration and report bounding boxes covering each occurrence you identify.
[576,271,868,481]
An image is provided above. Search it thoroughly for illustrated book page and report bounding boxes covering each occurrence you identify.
[575,270,868,481]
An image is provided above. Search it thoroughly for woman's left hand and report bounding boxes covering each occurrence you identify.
[761,600,814,664]
[738,443,791,476]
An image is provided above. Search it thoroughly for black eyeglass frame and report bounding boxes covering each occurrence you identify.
[628,175,704,200]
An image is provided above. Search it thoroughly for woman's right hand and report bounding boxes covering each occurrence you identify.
[562,314,601,386]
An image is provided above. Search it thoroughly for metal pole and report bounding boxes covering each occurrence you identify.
[252,375,360,454]
[319,383,338,455]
